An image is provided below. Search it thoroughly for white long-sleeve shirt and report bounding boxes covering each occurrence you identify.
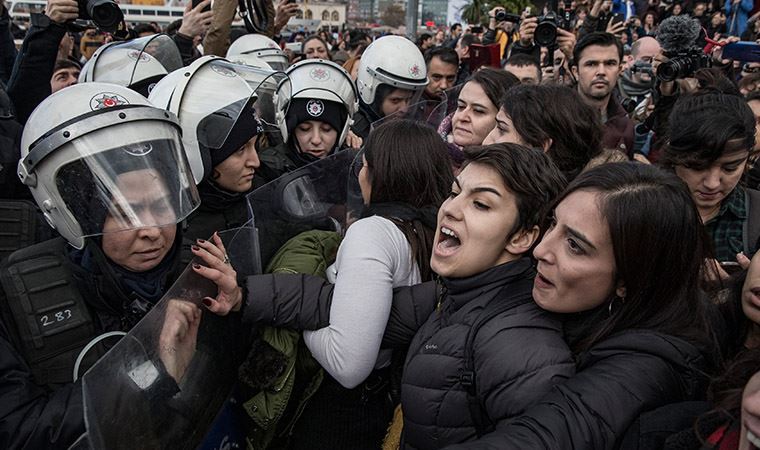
[303,216,421,388]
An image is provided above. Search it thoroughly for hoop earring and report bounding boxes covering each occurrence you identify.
[608,295,625,316]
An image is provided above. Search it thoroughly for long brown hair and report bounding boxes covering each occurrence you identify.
[363,120,454,280]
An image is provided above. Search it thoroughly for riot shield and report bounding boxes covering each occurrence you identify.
[246,150,357,269]
[74,226,257,450]
[368,94,449,133]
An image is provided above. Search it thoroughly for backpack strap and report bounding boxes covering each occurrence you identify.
[459,276,535,437]
[743,188,760,257]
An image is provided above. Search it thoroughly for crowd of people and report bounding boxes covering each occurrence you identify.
[3,0,760,448]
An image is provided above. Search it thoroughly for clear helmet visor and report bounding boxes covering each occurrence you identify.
[183,60,290,156]
[89,34,183,95]
[55,123,199,238]
[370,92,448,133]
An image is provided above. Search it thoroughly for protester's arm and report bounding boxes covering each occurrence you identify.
[6,0,72,124]
[202,0,237,56]
[0,2,18,84]
[382,281,437,348]
[302,217,406,388]
[173,0,212,65]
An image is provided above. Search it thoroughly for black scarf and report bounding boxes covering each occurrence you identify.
[199,178,251,212]
[360,201,438,230]
[68,231,181,330]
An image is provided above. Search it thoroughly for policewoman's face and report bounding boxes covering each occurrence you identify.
[294,120,338,159]
[214,137,261,193]
[101,169,177,272]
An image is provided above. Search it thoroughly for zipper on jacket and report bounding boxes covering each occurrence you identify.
[435,277,447,312]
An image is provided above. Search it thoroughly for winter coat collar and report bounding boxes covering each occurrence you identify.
[440,257,535,313]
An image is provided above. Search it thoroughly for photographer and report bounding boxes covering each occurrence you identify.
[617,36,660,112]
[5,0,73,125]
[483,6,519,60]
[510,10,577,84]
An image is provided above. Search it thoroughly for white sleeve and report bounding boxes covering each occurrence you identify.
[303,217,411,389]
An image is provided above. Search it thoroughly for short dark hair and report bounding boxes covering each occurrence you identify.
[501,84,603,180]
[662,91,756,169]
[363,119,454,280]
[425,46,458,68]
[417,33,432,46]
[572,32,623,66]
[464,143,567,238]
[450,23,462,32]
[555,163,713,356]
[133,23,157,36]
[504,53,540,79]
[53,58,81,73]
[458,33,479,49]
[466,67,519,110]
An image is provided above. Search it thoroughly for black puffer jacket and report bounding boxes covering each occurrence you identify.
[443,329,708,450]
[400,259,575,450]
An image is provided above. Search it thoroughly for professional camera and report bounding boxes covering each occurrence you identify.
[657,48,711,82]
[534,9,573,48]
[495,10,521,23]
[76,0,123,32]
[630,60,654,78]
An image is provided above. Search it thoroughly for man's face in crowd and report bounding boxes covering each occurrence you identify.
[505,63,540,84]
[51,67,80,93]
[573,44,622,102]
[601,0,612,12]
[426,56,457,98]
[452,25,462,38]
[631,37,660,84]
[455,39,469,60]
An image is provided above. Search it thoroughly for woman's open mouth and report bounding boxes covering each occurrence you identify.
[434,226,461,257]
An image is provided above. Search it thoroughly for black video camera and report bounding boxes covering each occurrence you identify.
[76,0,123,32]
[631,60,655,78]
[495,10,521,23]
[657,48,711,82]
[534,10,573,48]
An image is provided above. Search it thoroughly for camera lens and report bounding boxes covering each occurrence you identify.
[86,0,123,31]
[534,21,557,47]
[495,10,506,21]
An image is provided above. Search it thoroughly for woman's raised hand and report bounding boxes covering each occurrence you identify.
[191,232,243,315]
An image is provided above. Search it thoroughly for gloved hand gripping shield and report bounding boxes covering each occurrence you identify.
[79,34,184,97]
[69,226,257,450]
[149,57,290,184]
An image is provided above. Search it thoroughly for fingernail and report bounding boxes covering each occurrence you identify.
[197,239,206,244]
[193,263,201,269]
[191,244,200,251]
[202,298,213,308]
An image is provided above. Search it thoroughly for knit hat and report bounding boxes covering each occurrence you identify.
[285,98,346,138]
[197,97,263,168]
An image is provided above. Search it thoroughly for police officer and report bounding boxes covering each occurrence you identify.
[352,35,429,139]
[258,58,359,182]
[0,82,201,448]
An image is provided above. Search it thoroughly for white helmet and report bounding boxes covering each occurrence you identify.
[226,34,289,71]
[275,59,358,149]
[18,82,200,249]
[226,53,273,70]
[149,56,288,183]
[79,34,184,97]
[356,36,428,106]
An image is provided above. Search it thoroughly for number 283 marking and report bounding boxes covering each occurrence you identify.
[40,309,73,327]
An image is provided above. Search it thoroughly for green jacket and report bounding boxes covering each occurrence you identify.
[244,230,341,449]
